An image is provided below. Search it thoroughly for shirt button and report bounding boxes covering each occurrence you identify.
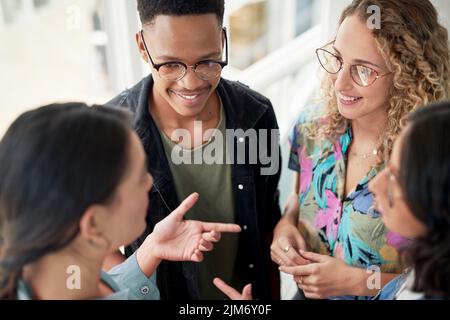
[238,184,244,190]
[243,225,248,231]
[140,286,150,295]
[249,264,254,269]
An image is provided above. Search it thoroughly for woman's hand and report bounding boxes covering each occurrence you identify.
[279,250,366,299]
[271,221,310,267]
[213,278,252,300]
[271,193,309,267]
[137,193,241,276]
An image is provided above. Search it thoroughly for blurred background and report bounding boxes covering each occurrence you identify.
[1,0,449,299]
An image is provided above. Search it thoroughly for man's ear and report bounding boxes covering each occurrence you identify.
[136,31,149,63]
[79,205,106,241]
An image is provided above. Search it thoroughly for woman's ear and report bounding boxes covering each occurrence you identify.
[79,205,113,253]
[79,205,106,242]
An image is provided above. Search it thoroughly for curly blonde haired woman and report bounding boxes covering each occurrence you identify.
[214,0,450,301]
[267,0,450,300]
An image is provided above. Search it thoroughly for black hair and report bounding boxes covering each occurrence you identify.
[0,103,132,299]
[137,0,225,26]
[399,101,450,298]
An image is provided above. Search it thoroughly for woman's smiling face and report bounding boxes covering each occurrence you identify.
[331,15,393,122]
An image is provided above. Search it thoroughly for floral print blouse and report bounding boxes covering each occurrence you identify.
[288,106,409,278]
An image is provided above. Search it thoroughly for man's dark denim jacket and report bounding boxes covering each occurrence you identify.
[106,75,281,300]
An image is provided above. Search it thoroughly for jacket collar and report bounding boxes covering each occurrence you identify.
[130,75,269,134]
[216,78,268,131]
[128,75,270,185]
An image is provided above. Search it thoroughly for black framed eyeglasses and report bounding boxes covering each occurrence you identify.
[386,165,405,208]
[316,48,391,87]
[140,28,228,81]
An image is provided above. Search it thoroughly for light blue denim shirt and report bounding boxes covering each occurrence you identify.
[373,271,447,300]
[17,252,160,300]
[373,273,408,300]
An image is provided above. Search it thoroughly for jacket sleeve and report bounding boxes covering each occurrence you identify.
[260,99,282,232]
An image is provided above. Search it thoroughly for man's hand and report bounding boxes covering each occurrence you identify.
[213,278,252,300]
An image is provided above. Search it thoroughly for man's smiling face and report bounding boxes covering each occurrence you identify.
[138,14,225,118]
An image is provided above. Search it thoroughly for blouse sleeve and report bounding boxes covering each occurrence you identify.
[288,117,304,172]
[107,252,160,300]
[288,105,323,172]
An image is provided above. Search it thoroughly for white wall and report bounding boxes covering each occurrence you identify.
[103,0,144,94]
[319,0,450,41]
[319,0,351,41]
[432,0,450,32]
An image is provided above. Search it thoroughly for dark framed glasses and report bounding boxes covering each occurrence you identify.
[382,142,404,208]
[316,48,391,87]
[140,28,228,81]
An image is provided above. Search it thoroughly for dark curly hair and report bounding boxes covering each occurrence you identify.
[399,101,450,298]
[137,0,225,26]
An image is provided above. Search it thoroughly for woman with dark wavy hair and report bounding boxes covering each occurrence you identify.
[0,103,240,300]
[369,101,450,299]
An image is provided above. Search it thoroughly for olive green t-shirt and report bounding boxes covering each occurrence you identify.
[157,102,241,299]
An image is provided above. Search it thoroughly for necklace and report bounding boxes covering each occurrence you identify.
[351,148,379,159]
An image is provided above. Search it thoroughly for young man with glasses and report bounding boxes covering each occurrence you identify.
[105,0,281,300]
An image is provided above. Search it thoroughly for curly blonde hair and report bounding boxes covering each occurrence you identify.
[314,0,450,154]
